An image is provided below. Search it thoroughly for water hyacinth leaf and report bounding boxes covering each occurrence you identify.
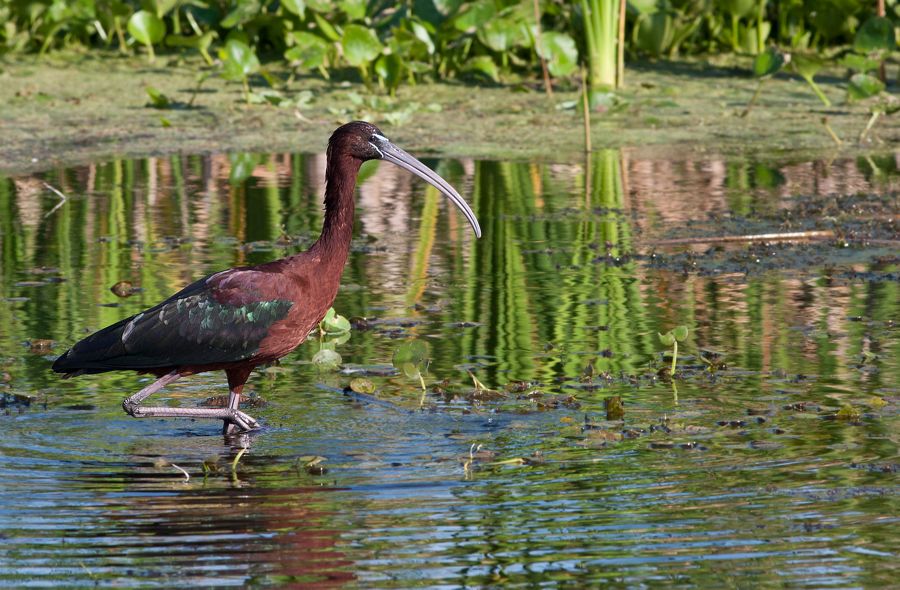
[312,348,342,369]
[128,10,166,45]
[840,53,881,74]
[536,31,578,77]
[854,17,895,55]
[220,39,260,81]
[410,20,435,55]
[658,332,675,347]
[847,73,884,101]
[752,47,784,78]
[338,0,367,21]
[465,55,499,82]
[392,340,429,379]
[478,16,517,52]
[221,0,261,28]
[375,54,403,93]
[281,0,305,18]
[128,10,165,61]
[286,32,329,70]
[453,0,496,32]
[342,24,382,67]
[634,11,673,57]
[313,12,341,42]
[791,54,822,79]
[307,0,332,12]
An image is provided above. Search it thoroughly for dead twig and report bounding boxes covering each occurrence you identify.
[649,230,836,246]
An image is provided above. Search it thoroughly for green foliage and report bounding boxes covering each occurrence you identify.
[659,325,688,376]
[128,10,166,62]
[847,73,885,101]
[752,46,784,78]
[0,1,893,100]
[319,308,351,334]
[392,339,430,391]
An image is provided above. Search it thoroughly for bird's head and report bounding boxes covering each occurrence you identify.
[328,121,481,238]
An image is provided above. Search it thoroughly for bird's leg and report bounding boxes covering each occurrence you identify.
[122,370,259,432]
[122,371,182,415]
[223,367,255,436]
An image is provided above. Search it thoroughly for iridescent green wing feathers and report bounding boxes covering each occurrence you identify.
[52,271,294,373]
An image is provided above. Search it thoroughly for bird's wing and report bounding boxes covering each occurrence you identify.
[53,269,294,373]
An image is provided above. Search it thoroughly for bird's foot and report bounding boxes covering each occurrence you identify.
[223,409,259,434]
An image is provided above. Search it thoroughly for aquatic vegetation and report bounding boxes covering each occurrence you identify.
[2,1,891,99]
[658,325,688,377]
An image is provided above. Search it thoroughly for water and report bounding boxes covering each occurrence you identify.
[0,150,898,587]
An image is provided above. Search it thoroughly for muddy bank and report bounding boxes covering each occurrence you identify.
[1,54,897,173]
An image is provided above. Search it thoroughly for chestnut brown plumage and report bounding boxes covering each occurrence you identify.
[52,121,481,434]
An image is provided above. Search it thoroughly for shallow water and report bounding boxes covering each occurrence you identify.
[0,150,898,587]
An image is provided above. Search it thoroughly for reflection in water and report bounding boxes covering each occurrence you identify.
[0,150,897,587]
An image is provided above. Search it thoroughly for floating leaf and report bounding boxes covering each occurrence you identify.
[854,17,895,55]
[752,47,784,78]
[835,403,861,421]
[350,378,375,394]
[341,24,382,68]
[145,86,170,109]
[320,307,351,334]
[605,396,625,420]
[392,339,429,379]
[537,31,578,77]
[848,73,884,101]
[312,348,342,369]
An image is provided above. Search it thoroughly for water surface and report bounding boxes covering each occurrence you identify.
[0,150,898,587]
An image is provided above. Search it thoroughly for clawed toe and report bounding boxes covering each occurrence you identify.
[225,409,260,433]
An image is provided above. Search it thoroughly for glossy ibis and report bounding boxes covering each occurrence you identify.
[52,121,481,434]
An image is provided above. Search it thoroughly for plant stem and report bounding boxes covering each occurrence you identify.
[821,117,842,146]
[803,76,831,106]
[147,42,155,63]
[670,341,678,376]
[242,77,251,104]
[741,78,765,117]
[581,65,592,153]
[616,0,625,88]
[858,110,881,144]
[532,0,553,98]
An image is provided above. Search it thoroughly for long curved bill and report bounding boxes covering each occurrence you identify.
[373,137,482,238]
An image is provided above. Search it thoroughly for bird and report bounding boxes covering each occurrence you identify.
[52,121,482,435]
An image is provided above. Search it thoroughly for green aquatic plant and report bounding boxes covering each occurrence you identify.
[741,46,785,117]
[659,325,688,377]
[127,10,165,63]
[220,38,261,104]
[392,339,430,392]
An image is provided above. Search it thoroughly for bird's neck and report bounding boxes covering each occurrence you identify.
[308,152,360,270]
